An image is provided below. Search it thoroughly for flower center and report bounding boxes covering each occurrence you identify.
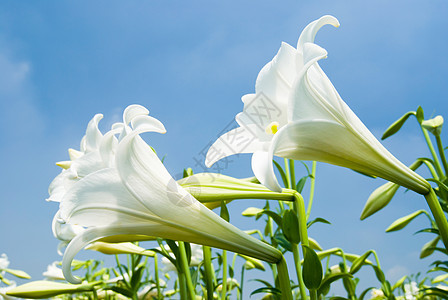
[265,121,280,135]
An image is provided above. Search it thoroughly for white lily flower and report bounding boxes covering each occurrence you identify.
[42,262,65,281]
[0,254,10,271]
[205,15,430,195]
[50,105,282,284]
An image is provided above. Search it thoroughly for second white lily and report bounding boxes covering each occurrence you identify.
[49,105,282,284]
[205,15,430,195]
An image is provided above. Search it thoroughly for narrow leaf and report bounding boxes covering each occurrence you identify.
[349,250,373,275]
[386,210,426,232]
[382,111,415,140]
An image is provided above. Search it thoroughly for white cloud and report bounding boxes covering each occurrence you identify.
[0,42,44,141]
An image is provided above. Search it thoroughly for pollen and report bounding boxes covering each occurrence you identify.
[265,121,280,135]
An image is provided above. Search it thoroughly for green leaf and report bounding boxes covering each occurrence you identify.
[382,111,416,140]
[307,217,331,228]
[317,273,353,296]
[391,275,407,291]
[273,232,292,252]
[359,287,375,300]
[330,297,350,300]
[220,200,230,222]
[372,266,386,284]
[422,287,448,299]
[108,286,134,298]
[273,160,288,188]
[130,265,145,289]
[282,210,300,244]
[302,246,323,290]
[259,210,283,228]
[385,210,426,232]
[296,176,308,193]
[349,250,373,275]
[3,268,31,279]
[420,236,440,258]
[250,287,281,297]
[414,228,439,235]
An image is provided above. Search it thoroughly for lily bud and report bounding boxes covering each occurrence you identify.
[85,241,155,257]
[360,182,399,220]
[422,115,444,136]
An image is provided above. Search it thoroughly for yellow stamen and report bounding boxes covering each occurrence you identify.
[265,122,280,135]
[56,160,72,169]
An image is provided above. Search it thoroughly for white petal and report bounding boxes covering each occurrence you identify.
[70,151,105,178]
[297,15,339,52]
[59,168,153,226]
[255,42,300,109]
[205,125,269,168]
[289,42,330,122]
[131,115,166,134]
[271,120,429,194]
[123,104,149,125]
[85,114,103,153]
[251,151,282,192]
[99,129,119,167]
[63,220,282,283]
[117,132,201,218]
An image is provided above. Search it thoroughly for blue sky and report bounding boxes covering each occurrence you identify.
[1,0,448,295]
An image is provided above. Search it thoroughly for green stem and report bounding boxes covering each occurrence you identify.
[435,134,448,176]
[422,160,439,180]
[154,254,162,300]
[289,159,296,190]
[421,127,444,178]
[221,250,228,300]
[293,192,310,300]
[178,272,187,300]
[178,242,196,300]
[276,256,294,300]
[371,250,381,270]
[284,158,292,189]
[203,246,214,300]
[310,289,318,300]
[424,189,448,251]
[306,161,317,220]
[292,243,308,300]
[239,265,245,300]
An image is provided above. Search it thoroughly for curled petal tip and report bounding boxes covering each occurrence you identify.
[321,15,340,28]
[298,15,340,50]
[123,104,150,125]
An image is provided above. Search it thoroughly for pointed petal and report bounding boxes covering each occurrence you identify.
[255,42,300,110]
[289,43,331,122]
[70,151,105,178]
[297,15,339,52]
[85,114,103,152]
[251,151,282,192]
[63,221,282,283]
[271,120,429,194]
[205,125,268,168]
[123,104,149,125]
[131,115,166,134]
[59,168,153,226]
